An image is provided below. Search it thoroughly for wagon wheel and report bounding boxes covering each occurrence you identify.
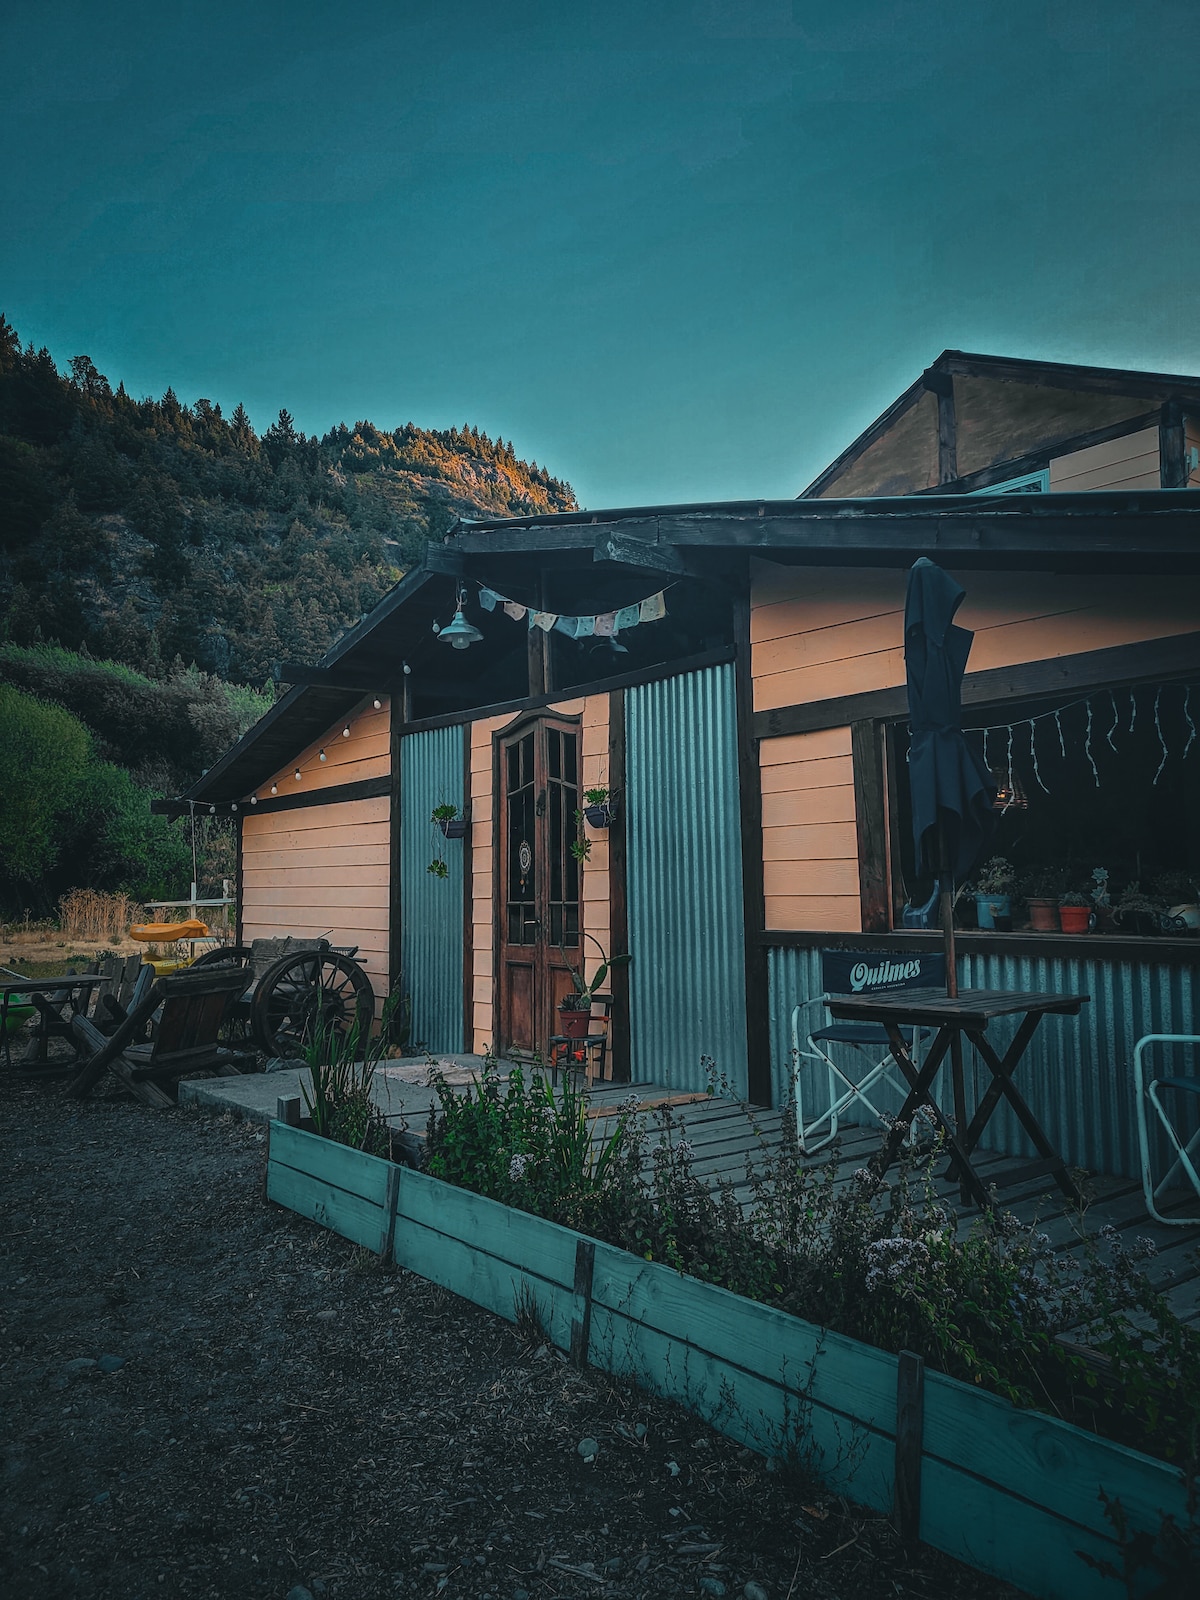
[187,945,254,1046]
[251,949,375,1059]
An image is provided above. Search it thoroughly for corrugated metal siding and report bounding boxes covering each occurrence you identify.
[399,727,464,1053]
[768,944,1199,1180]
[626,664,748,1095]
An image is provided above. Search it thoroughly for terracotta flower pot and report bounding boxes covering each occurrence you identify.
[558,1007,592,1038]
[1059,904,1092,933]
[1026,897,1060,933]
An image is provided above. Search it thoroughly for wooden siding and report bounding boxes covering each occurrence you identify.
[952,376,1154,477]
[468,696,611,1055]
[760,728,860,932]
[469,713,512,1055]
[1048,425,1160,491]
[752,562,1200,933]
[241,793,390,1002]
[816,388,939,498]
[750,565,1200,714]
[1186,415,1200,487]
[252,697,390,800]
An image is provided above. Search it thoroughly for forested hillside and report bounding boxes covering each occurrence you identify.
[0,315,576,911]
[0,313,576,688]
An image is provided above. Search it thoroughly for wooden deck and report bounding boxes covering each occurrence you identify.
[576,1081,1200,1329]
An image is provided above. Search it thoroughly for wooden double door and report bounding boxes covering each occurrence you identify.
[498,716,582,1059]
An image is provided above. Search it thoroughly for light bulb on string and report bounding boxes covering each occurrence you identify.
[294,768,302,781]
[373,697,382,710]
[231,803,238,812]
[209,805,216,815]
[250,795,258,805]
[318,749,327,762]
[270,783,278,795]
[342,726,351,738]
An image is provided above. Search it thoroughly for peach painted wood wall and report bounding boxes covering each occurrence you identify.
[752,565,1200,932]
[1048,426,1160,491]
[468,694,610,1055]
[241,697,391,1001]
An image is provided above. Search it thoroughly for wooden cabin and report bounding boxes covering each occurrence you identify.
[171,354,1200,1181]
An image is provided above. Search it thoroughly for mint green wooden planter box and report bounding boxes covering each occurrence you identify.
[267,1121,1189,1600]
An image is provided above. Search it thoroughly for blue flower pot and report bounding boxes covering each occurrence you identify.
[975,892,1011,930]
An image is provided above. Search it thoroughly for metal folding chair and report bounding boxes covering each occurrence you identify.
[1133,1033,1200,1224]
[790,948,947,1155]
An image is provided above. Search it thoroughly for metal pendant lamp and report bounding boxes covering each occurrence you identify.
[435,585,484,651]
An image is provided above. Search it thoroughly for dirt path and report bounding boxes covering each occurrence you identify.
[1,1081,1025,1600]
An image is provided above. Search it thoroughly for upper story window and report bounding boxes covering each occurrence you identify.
[968,468,1049,495]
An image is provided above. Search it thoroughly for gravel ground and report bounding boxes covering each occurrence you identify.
[1,1080,1027,1600]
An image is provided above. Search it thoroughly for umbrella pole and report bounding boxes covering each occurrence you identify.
[939,822,970,1202]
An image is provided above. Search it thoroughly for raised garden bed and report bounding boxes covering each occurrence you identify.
[266,1119,1191,1600]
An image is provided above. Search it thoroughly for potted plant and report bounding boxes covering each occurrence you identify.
[432,802,468,840]
[558,933,631,1039]
[1113,882,1172,937]
[582,787,616,829]
[1151,870,1200,933]
[1058,891,1093,934]
[569,789,618,864]
[973,857,1015,930]
[1018,866,1066,932]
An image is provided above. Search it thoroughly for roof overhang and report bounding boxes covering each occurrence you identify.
[175,491,1200,806]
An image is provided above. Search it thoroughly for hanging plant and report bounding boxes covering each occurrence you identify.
[432,803,468,840]
[570,788,617,862]
[428,802,466,877]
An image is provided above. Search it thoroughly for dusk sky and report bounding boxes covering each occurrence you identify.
[4,1,1198,509]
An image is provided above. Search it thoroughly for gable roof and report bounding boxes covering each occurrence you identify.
[799,350,1200,500]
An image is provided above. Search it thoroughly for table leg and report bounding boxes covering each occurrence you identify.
[959,1022,1081,1203]
[869,1027,995,1210]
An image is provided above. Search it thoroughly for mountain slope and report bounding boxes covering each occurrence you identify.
[0,315,577,687]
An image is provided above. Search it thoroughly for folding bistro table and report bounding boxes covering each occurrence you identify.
[824,987,1089,1209]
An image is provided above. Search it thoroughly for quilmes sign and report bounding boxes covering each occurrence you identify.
[821,949,947,996]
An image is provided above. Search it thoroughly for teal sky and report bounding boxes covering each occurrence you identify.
[4,1,1198,508]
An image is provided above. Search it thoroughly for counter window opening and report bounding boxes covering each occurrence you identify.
[884,678,1200,936]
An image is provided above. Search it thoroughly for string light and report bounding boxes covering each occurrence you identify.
[209,804,216,815]
[373,697,382,709]
[270,783,278,795]
[250,795,258,805]
[342,726,351,738]
[959,681,1200,801]
[318,748,327,762]
[1085,700,1099,785]
[294,768,302,781]
[231,803,238,812]
[1153,686,1168,785]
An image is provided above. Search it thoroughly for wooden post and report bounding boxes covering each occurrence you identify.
[379,1163,401,1261]
[894,1348,925,1542]
[277,1094,301,1126]
[570,1238,596,1368]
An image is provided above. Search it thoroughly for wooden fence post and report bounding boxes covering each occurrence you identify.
[277,1095,301,1126]
[570,1239,596,1368]
[894,1349,925,1541]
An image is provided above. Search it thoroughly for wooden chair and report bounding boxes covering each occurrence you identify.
[548,995,613,1088]
[66,967,254,1109]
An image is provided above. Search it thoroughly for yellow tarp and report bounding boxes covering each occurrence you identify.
[129,919,210,942]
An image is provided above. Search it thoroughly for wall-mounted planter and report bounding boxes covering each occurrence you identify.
[266,1121,1189,1600]
[436,816,468,839]
[583,802,615,829]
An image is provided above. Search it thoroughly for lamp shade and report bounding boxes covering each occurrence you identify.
[438,602,483,650]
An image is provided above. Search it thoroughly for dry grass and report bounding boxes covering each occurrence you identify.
[58,889,144,945]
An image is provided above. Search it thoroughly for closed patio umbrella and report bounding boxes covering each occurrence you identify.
[904,556,997,998]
